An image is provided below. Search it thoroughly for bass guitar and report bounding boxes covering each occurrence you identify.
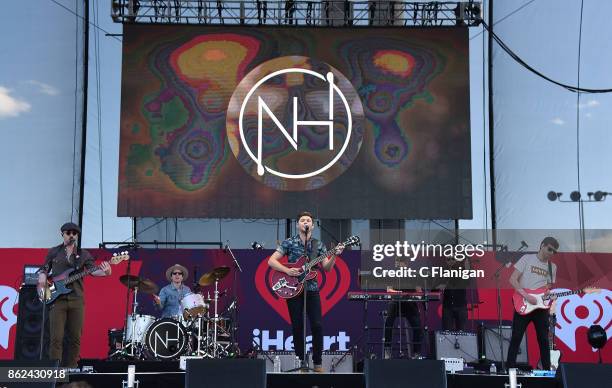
[512,287,599,315]
[39,252,129,305]
[269,236,360,298]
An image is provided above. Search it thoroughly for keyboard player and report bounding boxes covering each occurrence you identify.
[383,257,424,359]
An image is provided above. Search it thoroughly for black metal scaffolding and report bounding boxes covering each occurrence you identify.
[111,1,481,27]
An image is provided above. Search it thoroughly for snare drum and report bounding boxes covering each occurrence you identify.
[144,318,189,360]
[181,293,208,320]
[125,314,156,344]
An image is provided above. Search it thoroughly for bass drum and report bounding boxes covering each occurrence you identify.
[144,318,189,360]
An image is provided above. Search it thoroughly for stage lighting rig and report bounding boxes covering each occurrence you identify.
[110,1,482,27]
[547,190,610,203]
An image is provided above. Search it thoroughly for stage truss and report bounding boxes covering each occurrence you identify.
[111,1,482,27]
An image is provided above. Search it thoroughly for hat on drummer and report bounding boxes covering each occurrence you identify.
[165,264,188,282]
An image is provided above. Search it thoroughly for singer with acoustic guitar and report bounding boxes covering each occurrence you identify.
[267,211,345,373]
[506,236,559,370]
[36,222,112,367]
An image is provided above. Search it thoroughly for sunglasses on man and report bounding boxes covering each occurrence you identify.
[172,272,183,276]
[64,230,79,236]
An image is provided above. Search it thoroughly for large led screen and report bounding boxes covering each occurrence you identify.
[119,25,471,219]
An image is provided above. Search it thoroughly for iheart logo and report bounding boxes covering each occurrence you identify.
[0,285,18,350]
[255,256,351,323]
[555,289,612,351]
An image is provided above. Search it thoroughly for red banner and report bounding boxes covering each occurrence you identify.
[0,248,609,366]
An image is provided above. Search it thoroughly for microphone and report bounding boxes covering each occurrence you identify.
[69,237,76,244]
[454,337,460,350]
[304,225,309,232]
[520,241,528,249]
[223,240,229,253]
[251,241,264,250]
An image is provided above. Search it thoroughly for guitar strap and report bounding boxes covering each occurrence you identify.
[307,238,319,263]
[547,260,553,284]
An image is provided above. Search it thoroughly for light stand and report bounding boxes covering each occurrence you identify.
[224,241,243,356]
[547,190,611,252]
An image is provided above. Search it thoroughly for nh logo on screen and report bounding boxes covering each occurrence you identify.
[227,57,364,190]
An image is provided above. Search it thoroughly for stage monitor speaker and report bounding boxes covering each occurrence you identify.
[186,359,266,388]
[435,331,478,363]
[481,326,528,363]
[365,359,447,388]
[0,360,59,388]
[556,363,612,388]
[14,285,49,360]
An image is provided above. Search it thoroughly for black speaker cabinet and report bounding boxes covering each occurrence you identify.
[556,362,612,388]
[14,285,49,360]
[186,359,266,388]
[365,359,447,388]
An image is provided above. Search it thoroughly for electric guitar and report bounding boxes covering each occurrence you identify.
[512,287,599,315]
[269,236,360,299]
[39,252,129,305]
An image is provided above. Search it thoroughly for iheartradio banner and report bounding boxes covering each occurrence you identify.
[0,248,609,365]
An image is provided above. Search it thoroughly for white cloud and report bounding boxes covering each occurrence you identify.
[26,80,59,96]
[551,117,565,126]
[578,99,600,109]
[0,86,31,119]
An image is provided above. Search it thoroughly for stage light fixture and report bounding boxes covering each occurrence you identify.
[570,191,581,202]
[593,191,609,201]
[587,324,607,349]
[547,191,562,201]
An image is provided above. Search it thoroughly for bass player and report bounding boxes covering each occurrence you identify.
[36,222,111,367]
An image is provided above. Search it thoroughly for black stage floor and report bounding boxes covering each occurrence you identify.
[67,360,559,388]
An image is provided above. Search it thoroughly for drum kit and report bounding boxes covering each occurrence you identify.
[109,266,237,361]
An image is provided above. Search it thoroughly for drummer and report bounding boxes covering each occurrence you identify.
[153,264,191,318]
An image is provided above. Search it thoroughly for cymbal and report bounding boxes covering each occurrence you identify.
[198,266,230,286]
[119,274,159,294]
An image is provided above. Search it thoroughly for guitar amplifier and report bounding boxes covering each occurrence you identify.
[434,331,478,363]
[256,351,353,373]
[23,265,41,285]
[257,351,297,372]
[481,326,528,363]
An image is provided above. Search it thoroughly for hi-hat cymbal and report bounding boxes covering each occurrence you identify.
[198,266,230,286]
[119,274,159,294]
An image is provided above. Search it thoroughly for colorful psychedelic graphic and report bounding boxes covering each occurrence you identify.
[119,26,471,218]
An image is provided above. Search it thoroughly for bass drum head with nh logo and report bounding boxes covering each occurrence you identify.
[144,318,188,360]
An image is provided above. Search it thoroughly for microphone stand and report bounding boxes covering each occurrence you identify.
[121,243,138,358]
[39,290,47,360]
[224,241,242,355]
[492,243,527,373]
[287,227,316,373]
[300,228,314,371]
